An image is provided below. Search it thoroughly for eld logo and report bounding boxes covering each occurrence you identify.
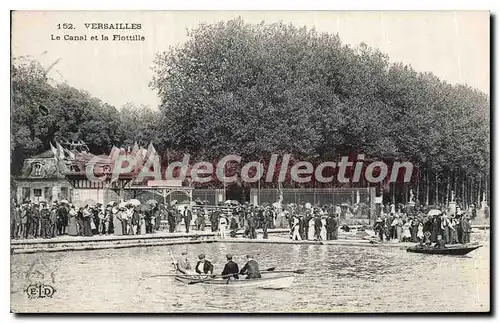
[25,283,56,299]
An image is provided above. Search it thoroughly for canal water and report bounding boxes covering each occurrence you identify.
[11,231,489,313]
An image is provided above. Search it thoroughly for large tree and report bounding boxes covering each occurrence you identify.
[150,18,490,203]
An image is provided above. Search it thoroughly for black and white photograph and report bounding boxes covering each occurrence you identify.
[9,10,490,313]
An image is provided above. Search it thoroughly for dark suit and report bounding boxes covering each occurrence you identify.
[195,260,214,274]
[221,260,239,279]
[240,259,261,279]
[183,209,192,233]
[167,210,176,233]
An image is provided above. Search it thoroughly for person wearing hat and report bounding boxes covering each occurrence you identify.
[39,202,51,239]
[49,204,58,238]
[461,214,471,244]
[195,254,214,275]
[240,255,261,279]
[448,214,458,244]
[176,251,192,273]
[210,209,220,232]
[67,205,78,236]
[167,207,176,233]
[221,254,239,280]
[183,206,192,233]
[434,234,446,249]
[57,201,69,236]
[374,216,385,241]
[30,203,41,238]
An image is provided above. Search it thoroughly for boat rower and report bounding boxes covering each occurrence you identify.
[221,254,239,279]
[240,254,261,279]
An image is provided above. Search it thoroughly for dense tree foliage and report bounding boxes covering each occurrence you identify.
[150,18,490,204]
[11,58,162,174]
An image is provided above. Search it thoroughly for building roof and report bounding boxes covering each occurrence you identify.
[31,150,55,159]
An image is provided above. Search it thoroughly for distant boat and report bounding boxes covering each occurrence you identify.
[406,243,482,255]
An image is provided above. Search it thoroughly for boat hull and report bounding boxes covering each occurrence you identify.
[175,271,295,289]
[406,244,482,255]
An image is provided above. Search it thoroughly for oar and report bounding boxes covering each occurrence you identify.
[261,269,306,274]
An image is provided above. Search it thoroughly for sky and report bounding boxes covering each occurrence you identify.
[11,10,490,109]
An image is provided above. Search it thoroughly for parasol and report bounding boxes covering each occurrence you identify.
[128,199,141,206]
[60,199,69,204]
[146,199,158,205]
[118,201,128,209]
[304,202,312,209]
[139,204,151,212]
[427,209,442,216]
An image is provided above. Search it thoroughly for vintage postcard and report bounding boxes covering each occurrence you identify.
[10,10,490,313]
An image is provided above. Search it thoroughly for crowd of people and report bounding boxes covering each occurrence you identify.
[373,206,473,245]
[10,199,163,239]
[10,198,478,247]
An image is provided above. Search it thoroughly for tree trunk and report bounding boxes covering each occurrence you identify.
[416,170,420,205]
[462,175,466,209]
[435,174,438,205]
[425,171,429,206]
[446,173,450,207]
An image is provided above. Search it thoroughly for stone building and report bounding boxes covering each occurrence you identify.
[14,141,151,206]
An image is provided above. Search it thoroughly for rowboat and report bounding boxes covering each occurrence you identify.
[406,243,482,255]
[174,270,295,289]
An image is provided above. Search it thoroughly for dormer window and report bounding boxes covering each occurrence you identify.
[32,163,42,176]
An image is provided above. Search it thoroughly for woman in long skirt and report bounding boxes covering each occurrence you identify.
[139,213,146,235]
[113,209,123,235]
[417,222,424,242]
[82,206,93,236]
[320,217,327,241]
[401,219,411,242]
[308,217,315,240]
[68,206,78,236]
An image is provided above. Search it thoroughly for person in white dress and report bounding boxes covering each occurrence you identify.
[219,215,228,239]
[417,222,424,241]
[401,218,411,242]
[139,213,146,235]
[320,217,327,241]
[308,217,315,240]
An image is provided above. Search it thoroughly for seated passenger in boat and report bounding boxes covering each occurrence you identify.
[433,235,446,249]
[195,253,214,275]
[176,251,193,274]
[240,254,261,279]
[221,254,239,279]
